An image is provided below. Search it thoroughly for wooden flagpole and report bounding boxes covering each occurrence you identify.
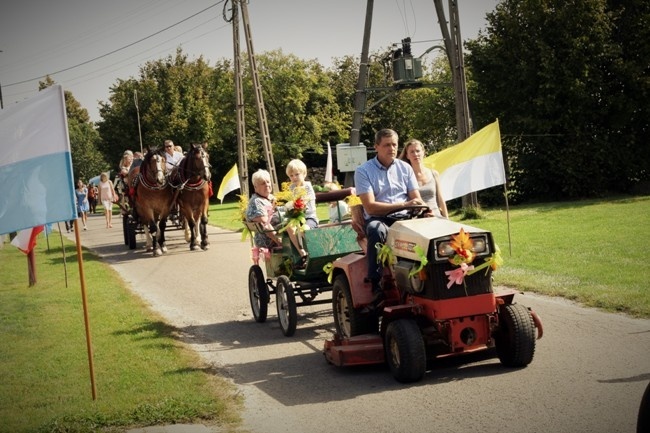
[73,219,97,400]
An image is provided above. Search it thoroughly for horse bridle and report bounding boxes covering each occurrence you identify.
[138,154,168,191]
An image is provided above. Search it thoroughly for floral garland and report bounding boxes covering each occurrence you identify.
[444,228,503,289]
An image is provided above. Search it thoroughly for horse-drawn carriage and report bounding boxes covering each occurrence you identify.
[118,144,211,255]
[244,187,363,336]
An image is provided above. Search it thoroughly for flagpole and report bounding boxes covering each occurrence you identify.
[73,219,97,400]
[503,184,512,257]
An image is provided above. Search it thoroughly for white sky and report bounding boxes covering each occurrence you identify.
[0,0,498,122]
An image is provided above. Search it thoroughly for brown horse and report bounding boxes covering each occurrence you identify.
[132,147,174,256]
[170,143,211,251]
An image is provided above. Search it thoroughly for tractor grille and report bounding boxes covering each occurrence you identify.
[423,257,493,300]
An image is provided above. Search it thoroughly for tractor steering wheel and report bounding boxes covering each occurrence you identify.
[385,205,430,221]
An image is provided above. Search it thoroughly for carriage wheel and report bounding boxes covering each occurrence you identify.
[276,275,297,337]
[248,265,268,323]
[127,218,138,250]
[122,214,129,245]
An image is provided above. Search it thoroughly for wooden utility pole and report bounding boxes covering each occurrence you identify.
[238,0,279,192]
[231,0,249,198]
[350,0,374,149]
[434,0,478,207]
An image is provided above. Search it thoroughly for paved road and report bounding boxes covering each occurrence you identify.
[67,213,650,433]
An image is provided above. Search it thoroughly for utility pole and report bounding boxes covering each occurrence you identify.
[350,0,374,149]
[231,0,249,198]
[238,0,279,192]
[434,0,477,207]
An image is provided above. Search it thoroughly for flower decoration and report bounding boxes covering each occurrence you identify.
[278,185,308,233]
[408,245,429,278]
[346,193,362,207]
[279,196,307,233]
[448,228,474,266]
[376,242,396,267]
[323,261,335,283]
[445,228,503,289]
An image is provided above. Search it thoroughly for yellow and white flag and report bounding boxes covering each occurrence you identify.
[216,164,241,203]
[424,120,506,200]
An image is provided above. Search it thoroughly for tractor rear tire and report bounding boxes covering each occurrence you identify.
[385,319,426,383]
[276,275,297,337]
[332,274,378,338]
[495,303,536,367]
[248,265,268,323]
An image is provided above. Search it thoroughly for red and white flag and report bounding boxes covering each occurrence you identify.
[11,226,45,254]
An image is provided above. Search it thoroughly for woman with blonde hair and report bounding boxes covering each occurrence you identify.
[98,172,117,228]
[399,139,448,218]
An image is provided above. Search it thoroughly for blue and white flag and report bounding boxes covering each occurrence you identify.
[0,85,77,235]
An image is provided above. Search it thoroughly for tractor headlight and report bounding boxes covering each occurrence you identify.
[437,241,455,258]
[472,237,487,254]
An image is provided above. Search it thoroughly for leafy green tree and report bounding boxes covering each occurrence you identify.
[240,49,349,173]
[97,49,220,170]
[466,0,649,201]
[39,77,107,183]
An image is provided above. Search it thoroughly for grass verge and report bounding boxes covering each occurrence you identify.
[210,195,650,318]
[0,238,243,433]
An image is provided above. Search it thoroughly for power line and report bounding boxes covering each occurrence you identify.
[4,1,225,88]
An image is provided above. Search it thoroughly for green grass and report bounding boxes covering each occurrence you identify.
[210,195,650,317]
[0,239,242,433]
[459,195,650,317]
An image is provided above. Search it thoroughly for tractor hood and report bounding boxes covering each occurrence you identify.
[386,218,489,262]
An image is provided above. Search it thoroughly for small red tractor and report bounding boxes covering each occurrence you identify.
[324,207,543,383]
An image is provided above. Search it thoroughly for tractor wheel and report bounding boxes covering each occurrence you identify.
[385,319,426,383]
[276,276,297,337]
[248,265,269,323]
[332,274,378,338]
[495,303,536,367]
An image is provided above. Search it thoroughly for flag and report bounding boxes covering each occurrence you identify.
[216,164,241,203]
[0,85,77,235]
[424,120,506,201]
[11,225,45,254]
[325,141,333,183]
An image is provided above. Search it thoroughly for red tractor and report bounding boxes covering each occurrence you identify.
[324,207,543,383]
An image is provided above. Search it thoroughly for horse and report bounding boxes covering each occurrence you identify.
[170,143,211,251]
[131,147,174,256]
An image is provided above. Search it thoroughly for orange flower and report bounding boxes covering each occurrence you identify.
[450,228,473,252]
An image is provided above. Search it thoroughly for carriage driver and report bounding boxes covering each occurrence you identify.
[164,139,184,171]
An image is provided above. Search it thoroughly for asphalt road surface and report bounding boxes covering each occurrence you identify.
[66,214,649,433]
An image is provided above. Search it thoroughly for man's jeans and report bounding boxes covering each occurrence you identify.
[365,216,395,286]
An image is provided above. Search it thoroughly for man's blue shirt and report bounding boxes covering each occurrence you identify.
[354,156,419,219]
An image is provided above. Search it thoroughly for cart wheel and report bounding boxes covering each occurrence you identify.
[385,319,426,383]
[276,275,297,337]
[248,265,269,322]
[127,218,137,250]
[123,214,129,245]
[332,274,378,338]
[495,303,536,367]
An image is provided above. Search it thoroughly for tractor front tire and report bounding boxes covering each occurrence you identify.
[385,319,426,383]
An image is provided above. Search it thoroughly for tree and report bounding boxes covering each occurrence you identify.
[39,77,107,183]
[466,0,650,201]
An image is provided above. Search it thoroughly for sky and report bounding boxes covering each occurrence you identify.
[0,0,499,123]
